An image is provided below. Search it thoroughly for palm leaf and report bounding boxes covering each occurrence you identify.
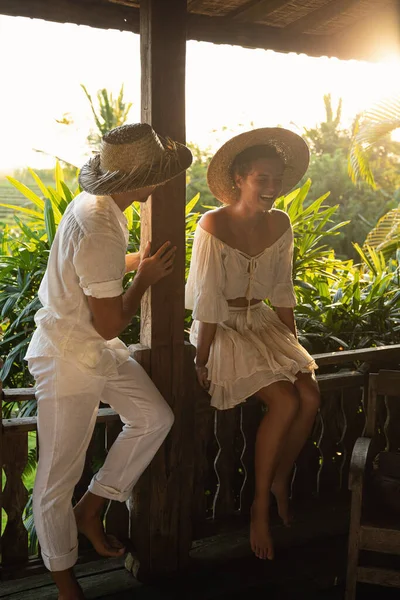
[349,95,400,187]
[363,207,400,256]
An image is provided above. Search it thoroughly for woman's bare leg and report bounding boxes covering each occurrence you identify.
[271,373,320,526]
[251,381,299,560]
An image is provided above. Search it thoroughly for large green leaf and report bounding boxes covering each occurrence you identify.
[6,177,45,210]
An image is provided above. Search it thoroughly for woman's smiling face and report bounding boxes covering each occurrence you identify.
[234,157,284,211]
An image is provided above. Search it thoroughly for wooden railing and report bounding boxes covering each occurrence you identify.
[2,344,400,580]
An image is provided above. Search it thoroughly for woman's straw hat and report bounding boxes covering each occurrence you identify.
[79,123,192,195]
[207,127,309,204]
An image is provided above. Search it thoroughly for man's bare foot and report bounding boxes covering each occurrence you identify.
[271,480,293,527]
[58,587,85,600]
[52,569,85,600]
[250,503,274,560]
[74,495,125,558]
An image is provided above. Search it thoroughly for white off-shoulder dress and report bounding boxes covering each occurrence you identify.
[185,223,317,410]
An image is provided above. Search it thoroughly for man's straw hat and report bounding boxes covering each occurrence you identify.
[207,127,310,204]
[79,123,192,195]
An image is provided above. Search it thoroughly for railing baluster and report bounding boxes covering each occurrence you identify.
[2,430,29,566]
[212,408,239,519]
[239,402,262,515]
[192,388,215,536]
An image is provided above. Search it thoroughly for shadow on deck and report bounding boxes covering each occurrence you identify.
[2,504,399,600]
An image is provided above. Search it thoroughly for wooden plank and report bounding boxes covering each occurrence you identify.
[360,524,400,555]
[0,557,125,595]
[345,436,372,600]
[317,371,364,392]
[0,0,388,62]
[1,430,29,566]
[376,370,400,398]
[230,0,292,21]
[365,373,378,438]
[0,0,140,31]
[314,345,400,367]
[0,563,139,600]
[2,408,120,433]
[284,0,364,35]
[357,566,400,588]
[2,388,36,401]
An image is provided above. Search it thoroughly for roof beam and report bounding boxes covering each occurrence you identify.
[283,0,364,35]
[0,0,383,62]
[0,0,140,31]
[230,0,293,21]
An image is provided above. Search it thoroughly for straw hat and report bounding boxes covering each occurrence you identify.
[207,127,309,204]
[79,123,193,195]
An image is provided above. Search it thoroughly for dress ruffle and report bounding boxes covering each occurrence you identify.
[190,302,317,410]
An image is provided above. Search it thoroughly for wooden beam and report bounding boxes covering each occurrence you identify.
[187,13,359,60]
[0,0,385,61]
[0,0,140,31]
[283,0,364,36]
[313,344,400,367]
[131,0,195,580]
[331,1,400,62]
[230,0,292,21]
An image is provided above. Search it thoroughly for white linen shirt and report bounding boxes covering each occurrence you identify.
[185,224,297,324]
[25,192,131,374]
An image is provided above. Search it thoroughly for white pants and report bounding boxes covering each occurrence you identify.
[28,356,174,572]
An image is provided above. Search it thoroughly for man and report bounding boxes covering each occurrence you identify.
[25,123,192,600]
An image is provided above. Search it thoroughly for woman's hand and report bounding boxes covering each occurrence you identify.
[195,364,210,391]
[136,241,176,287]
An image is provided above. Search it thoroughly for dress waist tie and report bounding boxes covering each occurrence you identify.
[245,258,257,326]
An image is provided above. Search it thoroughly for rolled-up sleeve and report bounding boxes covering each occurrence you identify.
[185,226,229,323]
[269,226,297,308]
[73,233,126,298]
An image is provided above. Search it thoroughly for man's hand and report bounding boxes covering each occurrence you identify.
[136,241,176,287]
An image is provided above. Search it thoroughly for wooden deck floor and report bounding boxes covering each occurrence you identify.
[2,502,399,600]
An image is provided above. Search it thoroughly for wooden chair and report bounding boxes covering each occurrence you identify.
[346,370,400,599]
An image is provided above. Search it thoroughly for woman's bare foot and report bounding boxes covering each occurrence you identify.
[74,493,125,558]
[271,479,293,527]
[250,503,274,560]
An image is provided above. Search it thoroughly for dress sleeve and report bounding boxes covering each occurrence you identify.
[269,226,297,308]
[185,226,229,323]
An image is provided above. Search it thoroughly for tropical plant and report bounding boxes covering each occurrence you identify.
[300,96,400,259]
[81,84,133,150]
[348,95,400,187]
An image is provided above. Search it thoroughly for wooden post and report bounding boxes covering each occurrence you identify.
[129,0,195,580]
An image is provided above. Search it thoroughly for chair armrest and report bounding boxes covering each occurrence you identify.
[349,436,374,491]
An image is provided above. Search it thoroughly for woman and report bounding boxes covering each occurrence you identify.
[186,128,320,561]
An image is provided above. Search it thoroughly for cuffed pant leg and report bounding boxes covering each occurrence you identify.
[89,358,174,502]
[28,358,104,571]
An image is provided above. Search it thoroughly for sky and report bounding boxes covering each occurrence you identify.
[1,14,400,173]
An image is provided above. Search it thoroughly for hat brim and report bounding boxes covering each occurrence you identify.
[207,128,310,204]
[79,142,192,196]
